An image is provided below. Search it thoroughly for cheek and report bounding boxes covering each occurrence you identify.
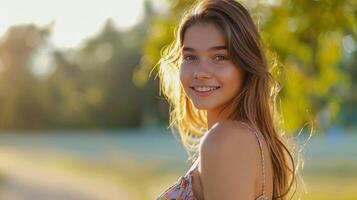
[218,66,244,92]
[179,65,192,87]
[231,72,244,94]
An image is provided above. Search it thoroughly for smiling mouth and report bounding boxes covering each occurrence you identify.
[189,86,221,92]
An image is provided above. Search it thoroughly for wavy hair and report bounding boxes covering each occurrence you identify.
[155,0,307,199]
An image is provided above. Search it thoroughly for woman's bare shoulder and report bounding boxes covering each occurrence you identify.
[199,120,258,150]
[198,120,261,199]
[199,120,260,169]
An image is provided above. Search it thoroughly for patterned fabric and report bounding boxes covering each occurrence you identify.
[155,165,198,200]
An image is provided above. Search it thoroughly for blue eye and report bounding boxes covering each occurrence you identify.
[183,55,197,62]
[215,55,228,61]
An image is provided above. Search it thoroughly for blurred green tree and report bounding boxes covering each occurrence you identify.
[0,24,50,129]
[44,19,146,129]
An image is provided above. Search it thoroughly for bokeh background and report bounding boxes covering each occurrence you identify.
[0,0,356,199]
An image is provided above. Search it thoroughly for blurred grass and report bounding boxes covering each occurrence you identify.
[302,175,357,200]
[0,147,356,200]
[299,159,357,200]
[0,147,186,200]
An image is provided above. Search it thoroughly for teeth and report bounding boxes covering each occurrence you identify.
[193,87,219,92]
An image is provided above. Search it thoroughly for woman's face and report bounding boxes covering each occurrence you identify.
[180,22,245,112]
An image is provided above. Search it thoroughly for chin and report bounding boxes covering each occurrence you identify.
[191,102,216,110]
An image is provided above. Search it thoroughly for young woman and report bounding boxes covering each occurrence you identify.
[155,0,302,199]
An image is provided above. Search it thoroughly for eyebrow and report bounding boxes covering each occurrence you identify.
[182,45,228,52]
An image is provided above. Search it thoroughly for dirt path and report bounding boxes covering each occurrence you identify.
[0,148,131,200]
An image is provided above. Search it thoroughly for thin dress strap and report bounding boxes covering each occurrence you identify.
[239,121,267,199]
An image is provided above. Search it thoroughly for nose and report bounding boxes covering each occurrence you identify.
[193,59,212,79]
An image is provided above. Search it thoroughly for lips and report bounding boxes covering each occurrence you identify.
[189,86,220,96]
[189,86,221,92]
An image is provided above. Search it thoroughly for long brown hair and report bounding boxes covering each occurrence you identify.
[156,0,305,199]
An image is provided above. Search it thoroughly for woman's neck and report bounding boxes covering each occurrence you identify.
[207,104,235,129]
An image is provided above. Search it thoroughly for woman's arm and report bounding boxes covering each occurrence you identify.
[199,120,260,200]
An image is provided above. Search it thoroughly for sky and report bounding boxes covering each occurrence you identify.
[0,0,150,48]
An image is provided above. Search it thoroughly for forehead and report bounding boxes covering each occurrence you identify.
[182,22,227,51]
